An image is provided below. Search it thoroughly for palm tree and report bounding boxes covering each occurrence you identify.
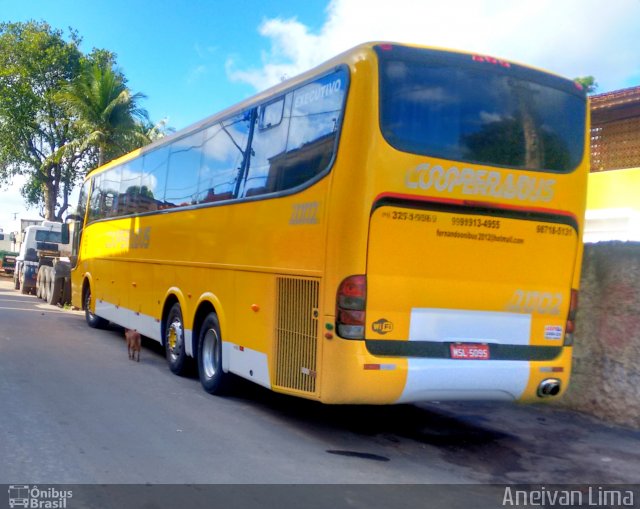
[58,62,149,168]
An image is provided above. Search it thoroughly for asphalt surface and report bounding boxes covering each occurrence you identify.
[1,275,639,489]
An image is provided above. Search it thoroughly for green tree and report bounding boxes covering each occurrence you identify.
[574,76,598,94]
[0,21,88,220]
[57,60,149,167]
[0,21,161,221]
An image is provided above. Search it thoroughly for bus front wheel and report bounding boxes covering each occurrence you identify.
[165,303,189,376]
[197,312,231,395]
[84,285,107,329]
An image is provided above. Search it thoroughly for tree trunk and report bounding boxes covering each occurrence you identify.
[43,180,56,221]
[98,146,105,168]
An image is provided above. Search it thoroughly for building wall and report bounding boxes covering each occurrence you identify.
[591,115,640,172]
[558,242,640,429]
[585,167,640,242]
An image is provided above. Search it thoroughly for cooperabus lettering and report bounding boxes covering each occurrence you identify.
[405,162,555,203]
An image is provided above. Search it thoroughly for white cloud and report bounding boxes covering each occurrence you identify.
[227,17,328,89]
[227,0,640,93]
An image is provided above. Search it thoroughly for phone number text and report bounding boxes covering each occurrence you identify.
[451,217,501,229]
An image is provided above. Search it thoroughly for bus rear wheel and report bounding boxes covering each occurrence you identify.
[165,303,190,376]
[197,312,230,395]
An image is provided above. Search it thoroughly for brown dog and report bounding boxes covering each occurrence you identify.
[125,328,141,362]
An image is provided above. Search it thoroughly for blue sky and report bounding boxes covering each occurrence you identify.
[1,0,639,232]
[1,0,329,129]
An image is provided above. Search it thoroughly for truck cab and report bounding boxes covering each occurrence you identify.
[14,221,70,295]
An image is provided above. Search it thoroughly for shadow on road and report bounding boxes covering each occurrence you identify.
[98,324,640,484]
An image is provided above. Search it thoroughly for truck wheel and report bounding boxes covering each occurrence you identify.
[84,284,107,329]
[38,268,44,299]
[36,267,44,299]
[14,267,20,290]
[62,277,71,306]
[41,266,50,301]
[48,272,62,306]
[20,271,29,295]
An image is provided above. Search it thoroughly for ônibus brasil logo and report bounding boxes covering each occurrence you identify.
[8,485,73,508]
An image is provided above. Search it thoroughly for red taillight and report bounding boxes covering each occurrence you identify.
[565,289,579,344]
[336,275,366,339]
[337,275,366,310]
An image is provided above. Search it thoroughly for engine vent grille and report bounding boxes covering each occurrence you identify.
[274,276,320,394]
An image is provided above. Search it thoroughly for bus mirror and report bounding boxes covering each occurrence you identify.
[61,223,70,244]
[66,213,83,222]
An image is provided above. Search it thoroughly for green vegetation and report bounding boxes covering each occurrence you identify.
[0,21,169,221]
[574,76,598,94]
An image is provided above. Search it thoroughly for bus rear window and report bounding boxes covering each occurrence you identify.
[376,45,586,173]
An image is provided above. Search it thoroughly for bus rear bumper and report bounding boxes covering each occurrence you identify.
[396,358,528,403]
[319,337,571,404]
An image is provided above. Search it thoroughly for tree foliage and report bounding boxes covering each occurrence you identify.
[0,21,86,220]
[57,61,149,167]
[0,21,162,221]
[574,76,598,95]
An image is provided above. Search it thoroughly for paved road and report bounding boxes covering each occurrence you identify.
[1,275,639,487]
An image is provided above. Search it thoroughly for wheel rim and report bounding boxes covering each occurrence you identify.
[167,319,183,362]
[202,328,219,380]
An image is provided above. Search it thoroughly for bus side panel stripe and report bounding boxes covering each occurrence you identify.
[95,300,163,344]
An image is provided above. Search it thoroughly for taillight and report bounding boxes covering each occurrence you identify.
[336,275,366,339]
[564,289,578,345]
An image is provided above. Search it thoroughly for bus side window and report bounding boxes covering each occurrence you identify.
[258,97,285,130]
[118,158,143,216]
[102,166,122,218]
[241,68,347,198]
[284,69,347,189]
[197,112,251,204]
[87,174,103,223]
[76,178,90,223]
[141,146,169,211]
[165,132,203,208]
[241,95,292,198]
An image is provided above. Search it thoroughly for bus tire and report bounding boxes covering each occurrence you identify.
[84,284,107,329]
[48,273,62,306]
[197,312,231,395]
[165,303,189,376]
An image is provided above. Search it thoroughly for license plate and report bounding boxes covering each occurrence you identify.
[450,343,490,360]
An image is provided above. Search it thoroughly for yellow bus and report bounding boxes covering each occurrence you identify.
[70,42,588,404]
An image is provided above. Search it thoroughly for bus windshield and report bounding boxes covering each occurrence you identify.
[35,230,62,243]
[377,45,586,173]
